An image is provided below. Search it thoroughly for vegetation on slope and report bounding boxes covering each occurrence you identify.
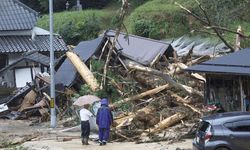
[37,0,250,47]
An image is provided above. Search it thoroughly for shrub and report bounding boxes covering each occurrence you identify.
[128,0,190,39]
[38,11,104,45]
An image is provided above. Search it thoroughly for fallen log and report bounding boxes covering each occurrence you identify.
[144,113,186,134]
[66,51,99,91]
[110,84,169,108]
[124,60,203,97]
[115,107,155,129]
[168,91,202,115]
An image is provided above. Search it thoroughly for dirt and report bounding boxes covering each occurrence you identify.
[22,139,193,150]
[0,119,193,150]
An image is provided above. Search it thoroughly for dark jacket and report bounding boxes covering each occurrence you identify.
[96,98,113,128]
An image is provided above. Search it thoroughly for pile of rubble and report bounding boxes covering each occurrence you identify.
[0,30,229,143]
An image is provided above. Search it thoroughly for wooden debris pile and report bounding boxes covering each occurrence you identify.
[88,36,210,143]
[0,32,218,143]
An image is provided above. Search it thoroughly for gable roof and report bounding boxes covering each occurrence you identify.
[0,35,68,53]
[106,30,171,65]
[0,0,38,31]
[186,48,250,75]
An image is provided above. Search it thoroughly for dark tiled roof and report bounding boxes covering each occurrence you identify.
[186,48,250,75]
[0,0,38,31]
[106,30,170,65]
[0,35,68,53]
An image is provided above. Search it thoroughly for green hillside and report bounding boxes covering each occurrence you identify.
[37,0,250,47]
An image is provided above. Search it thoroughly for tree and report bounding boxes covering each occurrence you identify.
[176,0,250,52]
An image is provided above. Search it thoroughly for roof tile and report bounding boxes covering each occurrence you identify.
[0,0,38,31]
[0,35,68,53]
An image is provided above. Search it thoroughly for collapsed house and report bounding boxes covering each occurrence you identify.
[186,48,250,112]
[0,27,232,142]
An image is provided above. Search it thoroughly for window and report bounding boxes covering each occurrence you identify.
[224,120,250,132]
[198,121,210,132]
[224,122,235,131]
[234,120,250,132]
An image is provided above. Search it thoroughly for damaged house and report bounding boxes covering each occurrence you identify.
[186,48,250,112]
[0,0,67,91]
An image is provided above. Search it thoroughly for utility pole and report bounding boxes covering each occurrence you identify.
[49,0,56,128]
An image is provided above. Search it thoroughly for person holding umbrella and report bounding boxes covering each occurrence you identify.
[96,98,113,145]
[73,95,100,145]
[79,104,93,145]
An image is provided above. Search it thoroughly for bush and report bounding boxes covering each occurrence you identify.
[59,14,101,45]
[128,0,190,39]
[38,10,104,45]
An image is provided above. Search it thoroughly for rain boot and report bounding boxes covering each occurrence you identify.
[81,138,85,145]
[85,137,89,145]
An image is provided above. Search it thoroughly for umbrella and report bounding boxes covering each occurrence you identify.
[73,95,100,107]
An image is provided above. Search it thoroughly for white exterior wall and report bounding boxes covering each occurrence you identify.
[14,67,41,88]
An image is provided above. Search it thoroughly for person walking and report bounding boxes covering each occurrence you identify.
[79,104,93,145]
[96,98,113,145]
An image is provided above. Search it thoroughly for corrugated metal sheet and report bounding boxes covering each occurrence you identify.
[186,48,250,75]
[0,35,68,53]
[55,37,104,87]
[106,30,170,65]
[0,0,38,31]
[169,36,230,56]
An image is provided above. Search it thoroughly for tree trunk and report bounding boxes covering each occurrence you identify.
[66,51,99,91]
[124,60,203,97]
[115,107,156,128]
[110,84,169,108]
[144,113,186,134]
